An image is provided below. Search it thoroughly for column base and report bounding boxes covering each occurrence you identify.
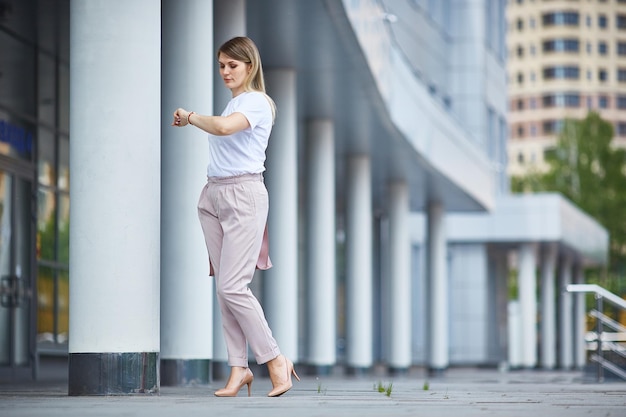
[346,366,371,376]
[161,359,211,386]
[211,361,230,381]
[388,366,409,376]
[310,364,334,376]
[427,367,447,377]
[68,352,159,396]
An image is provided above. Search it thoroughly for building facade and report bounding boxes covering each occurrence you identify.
[507,0,626,176]
[0,0,69,380]
[0,0,608,395]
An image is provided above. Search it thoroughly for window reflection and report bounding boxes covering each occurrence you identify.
[37,188,55,261]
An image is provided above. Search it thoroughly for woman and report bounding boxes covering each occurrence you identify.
[172,36,298,397]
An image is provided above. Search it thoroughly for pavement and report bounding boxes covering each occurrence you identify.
[1,358,625,417]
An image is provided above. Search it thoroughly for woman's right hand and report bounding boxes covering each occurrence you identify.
[172,108,190,127]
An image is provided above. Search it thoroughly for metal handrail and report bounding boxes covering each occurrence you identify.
[567,284,626,382]
[567,284,626,309]
[590,310,626,333]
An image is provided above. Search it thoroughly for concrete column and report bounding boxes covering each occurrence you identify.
[306,119,336,369]
[573,261,587,369]
[68,0,160,395]
[388,182,411,370]
[211,0,246,378]
[518,242,537,368]
[426,201,448,373]
[558,253,573,369]
[264,69,299,361]
[213,0,246,113]
[346,155,373,370]
[539,242,558,369]
[487,249,509,367]
[508,300,522,368]
[160,0,214,386]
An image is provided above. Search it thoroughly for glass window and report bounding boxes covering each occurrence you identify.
[543,93,580,108]
[598,42,608,55]
[37,189,56,262]
[57,270,69,344]
[0,119,35,161]
[543,11,579,27]
[2,0,70,355]
[617,96,626,109]
[38,55,57,125]
[36,266,69,345]
[543,66,580,80]
[58,65,70,132]
[543,120,564,134]
[543,38,580,52]
[618,15,626,30]
[618,122,626,136]
[58,136,69,191]
[58,194,69,264]
[598,15,608,29]
[599,96,609,108]
[37,128,56,187]
[0,31,36,117]
[37,265,56,344]
[599,69,608,82]
[618,42,626,56]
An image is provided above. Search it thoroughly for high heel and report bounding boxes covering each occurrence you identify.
[267,354,300,397]
[214,367,254,397]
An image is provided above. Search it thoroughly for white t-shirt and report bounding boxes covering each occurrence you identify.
[207,91,273,177]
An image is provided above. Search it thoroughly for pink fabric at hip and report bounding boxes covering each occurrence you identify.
[197,173,280,366]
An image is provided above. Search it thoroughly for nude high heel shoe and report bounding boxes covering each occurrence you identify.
[214,367,254,397]
[267,354,300,397]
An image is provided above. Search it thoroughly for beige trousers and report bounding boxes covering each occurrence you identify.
[197,173,280,367]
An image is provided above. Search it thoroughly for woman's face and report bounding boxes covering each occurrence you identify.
[218,53,251,96]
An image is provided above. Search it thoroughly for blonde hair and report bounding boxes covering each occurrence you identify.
[218,36,276,121]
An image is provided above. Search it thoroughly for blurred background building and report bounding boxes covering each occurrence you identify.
[0,0,615,394]
[507,0,626,176]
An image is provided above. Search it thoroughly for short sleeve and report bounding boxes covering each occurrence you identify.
[234,92,271,129]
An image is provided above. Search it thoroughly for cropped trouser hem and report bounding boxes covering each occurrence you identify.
[228,347,281,367]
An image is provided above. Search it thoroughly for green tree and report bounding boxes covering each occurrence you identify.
[512,112,626,290]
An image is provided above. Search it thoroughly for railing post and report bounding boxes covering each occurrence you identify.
[596,294,604,383]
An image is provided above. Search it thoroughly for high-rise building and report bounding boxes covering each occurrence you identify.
[507,0,626,177]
